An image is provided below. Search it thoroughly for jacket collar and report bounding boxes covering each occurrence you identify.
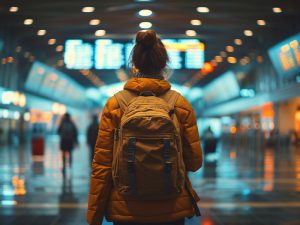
[124,78,171,95]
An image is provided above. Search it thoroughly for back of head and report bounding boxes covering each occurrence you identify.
[131,30,168,78]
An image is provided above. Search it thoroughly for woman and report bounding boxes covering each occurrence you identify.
[87,30,203,225]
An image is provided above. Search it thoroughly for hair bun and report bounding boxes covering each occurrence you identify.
[136,30,157,49]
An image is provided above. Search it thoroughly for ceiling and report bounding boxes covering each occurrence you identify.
[1,0,300,87]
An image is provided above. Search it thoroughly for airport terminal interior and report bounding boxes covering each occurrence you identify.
[1,0,300,224]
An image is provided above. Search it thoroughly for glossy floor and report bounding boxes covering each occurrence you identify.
[0,135,300,225]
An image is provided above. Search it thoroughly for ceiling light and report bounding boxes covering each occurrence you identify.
[89,19,101,26]
[139,22,152,29]
[82,7,95,13]
[48,39,56,45]
[190,19,202,26]
[9,7,19,13]
[24,19,33,25]
[226,46,234,52]
[185,30,197,37]
[244,30,253,37]
[257,19,266,26]
[227,57,237,64]
[234,39,243,45]
[37,30,46,36]
[220,51,227,57]
[139,9,152,17]
[95,29,106,36]
[196,7,210,13]
[273,7,282,13]
[16,46,22,53]
[215,56,223,63]
[56,45,64,52]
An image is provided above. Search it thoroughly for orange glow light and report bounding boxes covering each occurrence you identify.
[230,126,237,134]
[201,62,214,74]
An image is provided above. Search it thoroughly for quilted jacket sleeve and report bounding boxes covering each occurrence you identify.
[87,96,119,225]
[175,95,203,172]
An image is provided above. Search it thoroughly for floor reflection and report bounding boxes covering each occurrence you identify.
[0,136,299,225]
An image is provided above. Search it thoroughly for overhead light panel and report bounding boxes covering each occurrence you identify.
[273,7,282,13]
[234,39,243,45]
[244,30,253,37]
[95,29,106,36]
[185,30,197,37]
[9,6,19,13]
[37,30,46,36]
[139,9,153,17]
[190,19,202,26]
[89,19,101,26]
[48,39,56,45]
[196,7,210,13]
[24,19,33,25]
[139,22,152,29]
[257,19,266,26]
[82,7,95,13]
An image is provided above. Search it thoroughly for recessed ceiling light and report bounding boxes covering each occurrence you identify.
[244,30,253,37]
[56,45,64,52]
[215,56,223,63]
[139,9,153,17]
[95,29,106,36]
[89,19,101,26]
[273,7,282,13]
[24,19,33,25]
[9,6,19,13]
[234,39,243,45]
[220,51,227,57]
[190,19,202,26]
[82,7,95,13]
[257,19,266,26]
[37,30,46,36]
[139,22,152,29]
[185,30,197,37]
[226,46,234,52]
[196,7,210,13]
[227,57,237,64]
[48,39,56,45]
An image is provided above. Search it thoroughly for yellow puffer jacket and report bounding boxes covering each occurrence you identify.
[87,78,203,225]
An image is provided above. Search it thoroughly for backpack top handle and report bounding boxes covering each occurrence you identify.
[139,91,156,96]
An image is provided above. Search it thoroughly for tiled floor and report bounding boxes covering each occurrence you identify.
[0,135,300,225]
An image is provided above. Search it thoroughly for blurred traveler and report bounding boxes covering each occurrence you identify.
[58,113,78,175]
[203,126,217,155]
[87,30,203,225]
[87,114,99,163]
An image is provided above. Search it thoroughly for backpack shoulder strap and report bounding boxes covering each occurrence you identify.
[160,90,181,110]
[114,90,137,112]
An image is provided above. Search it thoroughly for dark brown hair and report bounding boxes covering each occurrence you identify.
[131,30,169,77]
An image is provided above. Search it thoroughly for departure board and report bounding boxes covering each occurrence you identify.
[162,39,182,69]
[64,40,93,69]
[95,39,125,69]
[268,33,300,77]
[179,39,205,69]
[64,39,205,70]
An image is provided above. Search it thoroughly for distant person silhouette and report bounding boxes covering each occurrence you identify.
[58,113,78,175]
[87,114,99,163]
[203,126,217,155]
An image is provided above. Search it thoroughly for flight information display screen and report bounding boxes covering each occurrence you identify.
[64,39,205,70]
[268,33,300,77]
